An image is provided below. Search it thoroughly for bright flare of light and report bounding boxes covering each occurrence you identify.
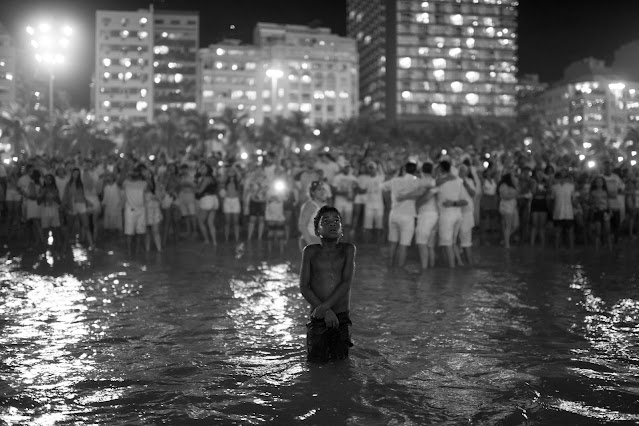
[399,57,412,69]
[632,160,638,166]
[587,160,596,169]
[451,81,463,93]
[618,156,624,162]
[174,73,183,83]
[466,93,479,105]
[483,161,489,169]
[218,161,224,166]
[524,137,532,146]
[313,129,321,136]
[583,142,592,149]
[240,152,249,160]
[632,151,637,157]
[442,149,447,155]
[579,154,586,161]
[466,71,480,82]
[266,69,284,79]
[149,155,155,161]
[304,143,312,151]
[294,147,301,154]
[273,179,287,193]
[324,147,330,152]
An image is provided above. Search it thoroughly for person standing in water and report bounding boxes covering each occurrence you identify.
[299,206,356,362]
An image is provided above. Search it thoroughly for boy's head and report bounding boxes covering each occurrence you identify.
[314,206,343,241]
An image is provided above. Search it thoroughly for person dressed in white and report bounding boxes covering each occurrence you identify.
[436,160,467,268]
[331,163,358,239]
[458,164,476,266]
[380,162,421,270]
[123,165,148,255]
[298,180,328,250]
[398,162,439,272]
[550,169,575,250]
[358,161,386,243]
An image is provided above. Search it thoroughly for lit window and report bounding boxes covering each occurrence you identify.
[325,90,336,98]
[174,73,183,83]
[416,13,429,23]
[300,103,312,113]
[140,89,147,97]
[287,103,300,111]
[139,17,147,25]
[121,58,131,67]
[231,64,238,71]
[574,115,582,123]
[246,91,256,100]
[418,47,429,55]
[262,90,270,98]
[136,101,148,111]
[434,70,445,81]
[450,14,463,25]
[421,1,429,7]
[263,104,272,112]
[103,72,110,79]
[120,30,129,39]
[432,103,447,116]
[314,91,325,100]
[432,58,446,68]
[466,38,475,48]
[466,93,479,105]
[339,91,349,99]
[364,35,372,44]
[231,90,244,99]
[246,62,256,70]
[216,48,225,55]
[301,75,312,83]
[499,39,510,46]
[449,48,461,58]
[215,62,223,69]
[102,58,111,67]
[486,27,495,36]
[399,57,412,69]
[203,90,214,97]
[154,46,169,55]
[103,100,110,108]
[139,31,148,40]
[401,91,412,100]
[451,81,463,93]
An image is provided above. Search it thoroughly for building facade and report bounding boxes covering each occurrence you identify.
[347,0,518,123]
[197,23,359,126]
[94,7,199,125]
[153,10,199,113]
[0,22,16,108]
[536,58,639,145]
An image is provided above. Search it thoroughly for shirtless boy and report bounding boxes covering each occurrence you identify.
[299,206,356,362]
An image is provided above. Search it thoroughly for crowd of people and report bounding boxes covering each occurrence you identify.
[0,141,636,269]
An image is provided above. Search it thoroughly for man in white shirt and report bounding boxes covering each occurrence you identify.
[380,162,421,269]
[358,161,386,243]
[436,160,467,268]
[123,165,148,255]
[550,169,575,250]
[331,163,358,239]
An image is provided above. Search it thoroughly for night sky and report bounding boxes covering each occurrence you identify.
[2,0,639,108]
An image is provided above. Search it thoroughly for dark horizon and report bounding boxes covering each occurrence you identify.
[2,0,639,108]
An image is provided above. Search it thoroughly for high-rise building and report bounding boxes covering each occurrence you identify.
[152,10,199,113]
[198,23,358,126]
[536,58,639,144]
[0,22,16,108]
[347,0,518,123]
[94,6,199,126]
[95,9,155,126]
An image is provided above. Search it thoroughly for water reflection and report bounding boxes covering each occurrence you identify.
[0,246,638,424]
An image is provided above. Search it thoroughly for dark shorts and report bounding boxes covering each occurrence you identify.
[554,219,574,230]
[249,200,266,217]
[531,199,547,213]
[306,311,353,362]
[610,210,621,232]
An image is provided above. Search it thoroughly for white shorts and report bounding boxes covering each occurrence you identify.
[459,211,474,248]
[199,195,219,211]
[363,205,384,230]
[223,196,241,214]
[334,197,354,225]
[438,209,462,247]
[415,211,438,246]
[124,206,146,235]
[387,213,415,246]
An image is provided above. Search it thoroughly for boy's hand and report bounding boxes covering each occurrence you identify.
[311,305,327,319]
[324,309,339,329]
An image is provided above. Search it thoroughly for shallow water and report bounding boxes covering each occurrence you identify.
[1,242,639,425]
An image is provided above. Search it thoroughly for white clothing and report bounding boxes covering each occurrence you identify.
[552,182,575,220]
[380,174,421,218]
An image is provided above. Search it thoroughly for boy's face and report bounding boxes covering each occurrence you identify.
[316,211,343,240]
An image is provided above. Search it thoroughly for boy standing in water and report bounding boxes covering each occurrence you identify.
[299,206,356,362]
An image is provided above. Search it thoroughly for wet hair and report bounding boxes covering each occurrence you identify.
[313,206,342,231]
[422,162,434,174]
[405,162,417,175]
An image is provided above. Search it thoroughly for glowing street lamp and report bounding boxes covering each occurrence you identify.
[26,21,73,122]
[266,68,284,114]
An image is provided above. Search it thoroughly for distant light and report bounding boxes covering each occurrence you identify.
[483,161,489,169]
[273,179,286,193]
[62,26,72,37]
[218,161,224,167]
[313,129,321,136]
[266,69,284,79]
[217,133,223,140]
[162,32,168,38]
[257,156,263,162]
[633,151,637,157]
[583,142,592,149]
[39,22,51,32]
[35,127,40,132]
[216,48,225,55]
[3,159,10,165]
[441,149,447,155]
[230,24,236,30]
[119,153,124,158]
[587,160,596,169]
[294,147,301,154]
[632,160,638,166]
[579,154,586,161]
[486,153,491,158]
[240,152,248,160]
[149,155,155,161]
[524,137,532,146]
[139,17,148,25]
[324,147,330,152]
[618,156,624,162]
[256,149,263,155]
[304,143,312,152]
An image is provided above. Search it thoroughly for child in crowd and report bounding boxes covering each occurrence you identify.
[299,206,356,362]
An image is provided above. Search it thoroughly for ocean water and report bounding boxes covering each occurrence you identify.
[1,242,638,425]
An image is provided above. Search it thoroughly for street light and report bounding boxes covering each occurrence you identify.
[266,68,284,114]
[26,21,73,122]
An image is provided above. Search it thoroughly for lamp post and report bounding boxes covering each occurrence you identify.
[265,68,284,115]
[26,22,73,123]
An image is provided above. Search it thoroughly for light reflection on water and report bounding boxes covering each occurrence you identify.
[0,245,638,424]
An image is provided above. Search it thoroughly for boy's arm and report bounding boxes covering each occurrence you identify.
[299,246,323,307]
[312,244,356,317]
